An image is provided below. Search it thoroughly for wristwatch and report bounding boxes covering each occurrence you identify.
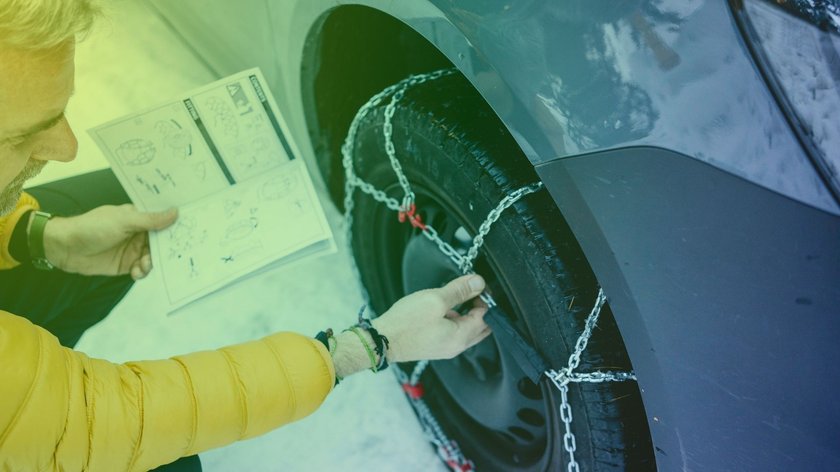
[28,210,55,271]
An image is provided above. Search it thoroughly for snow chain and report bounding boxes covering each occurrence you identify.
[340,69,637,472]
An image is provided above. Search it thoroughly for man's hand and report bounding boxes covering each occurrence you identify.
[331,275,491,379]
[373,274,491,362]
[41,204,178,280]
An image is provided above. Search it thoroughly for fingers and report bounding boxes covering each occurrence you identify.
[464,327,492,350]
[130,243,153,280]
[124,205,179,232]
[453,304,490,342]
[140,253,152,273]
[129,254,152,280]
[437,275,485,309]
[444,310,460,321]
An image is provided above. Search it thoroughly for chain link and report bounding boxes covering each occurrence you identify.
[383,80,417,210]
[559,384,580,472]
[340,69,637,472]
[459,182,544,273]
[545,289,638,471]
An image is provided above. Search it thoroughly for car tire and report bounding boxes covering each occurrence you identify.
[347,72,654,471]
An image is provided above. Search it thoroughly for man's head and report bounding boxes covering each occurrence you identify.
[0,0,100,215]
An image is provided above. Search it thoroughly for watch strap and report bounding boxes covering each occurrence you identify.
[28,211,55,271]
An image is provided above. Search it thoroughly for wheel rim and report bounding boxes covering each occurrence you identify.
[366,180,558,468]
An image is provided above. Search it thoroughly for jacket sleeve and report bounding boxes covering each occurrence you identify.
[0,192,39,270]
[0,311,335,471]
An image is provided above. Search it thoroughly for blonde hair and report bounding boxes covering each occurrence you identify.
[0,0,100,50]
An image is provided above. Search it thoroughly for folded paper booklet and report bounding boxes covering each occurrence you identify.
[89,68,335,311]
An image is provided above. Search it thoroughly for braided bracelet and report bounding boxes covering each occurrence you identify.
[345,326,379,372]
[356,306,390,371]
[314,328,342,385]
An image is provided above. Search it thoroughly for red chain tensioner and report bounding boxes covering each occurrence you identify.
[446,459,475,472]
[401,381,425,399]
[440,442,475,472]
[398,203,427,231]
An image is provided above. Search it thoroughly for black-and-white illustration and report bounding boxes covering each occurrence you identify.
[288,198,307,216]
[259,172,299,200]
[188,257,199,279]
[231,135,274,172]
[155,168,176,188]
[167,216,208,260]
[116,139,156,166]
[136,176,160,195]
[251,135,269,152]
[205,96,239,139]
[155,119,193,158]
[222,217,259,244]
[226,82,254,116]
[220,239,264,264]
[91,71,335,311]
[224,199,242,218]
[192,162,207,181]
[241,113,263,134]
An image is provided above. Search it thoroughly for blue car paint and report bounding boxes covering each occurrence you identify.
[537,147,840,470]
[389,0,839,215]
[149,0,840,469]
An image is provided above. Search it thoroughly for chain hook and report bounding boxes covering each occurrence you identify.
[398,194,427,230]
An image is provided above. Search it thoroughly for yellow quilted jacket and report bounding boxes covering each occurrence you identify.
[0,192,38,271]
[0,195,336,471]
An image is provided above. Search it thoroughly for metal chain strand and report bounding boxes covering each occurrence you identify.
[559,384,580,472]
[383,80,417,209]
[341,69,473,469]
[340,68,637,472]
[459,182,544,274]
[545,290,638,472]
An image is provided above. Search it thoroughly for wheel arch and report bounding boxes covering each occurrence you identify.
[299,4,550,204]
[299,3,663,465]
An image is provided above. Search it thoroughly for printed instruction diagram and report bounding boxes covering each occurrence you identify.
[89,68,335,310]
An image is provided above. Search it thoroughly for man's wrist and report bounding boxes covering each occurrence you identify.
[332,329,377,378]
[26,211,55,270]
[36,214,68,271]
[371,318,396,363]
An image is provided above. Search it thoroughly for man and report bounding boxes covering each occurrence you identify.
[0,1,491,471]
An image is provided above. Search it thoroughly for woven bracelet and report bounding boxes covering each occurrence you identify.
[346,326,379,372]
[356,306,390,371]
[314,329,341,386]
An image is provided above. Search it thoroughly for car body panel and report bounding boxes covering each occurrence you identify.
[150,0,839,215]
[537,147,840,470]
[424,0,838,217]
[148,0,840,469]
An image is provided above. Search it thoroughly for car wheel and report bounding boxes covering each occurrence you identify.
[347,72,654,471]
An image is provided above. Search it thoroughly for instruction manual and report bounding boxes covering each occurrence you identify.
[89,68,335,311]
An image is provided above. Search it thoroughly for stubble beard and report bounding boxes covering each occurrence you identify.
[0,161,46,216]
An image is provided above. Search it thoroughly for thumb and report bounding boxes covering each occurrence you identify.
[438,275,486,309]
[126,206,179,232]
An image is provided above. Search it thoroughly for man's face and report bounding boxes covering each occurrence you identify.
[0,40,78,215]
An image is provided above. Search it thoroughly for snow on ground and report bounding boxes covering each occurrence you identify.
[28,1,447,470]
